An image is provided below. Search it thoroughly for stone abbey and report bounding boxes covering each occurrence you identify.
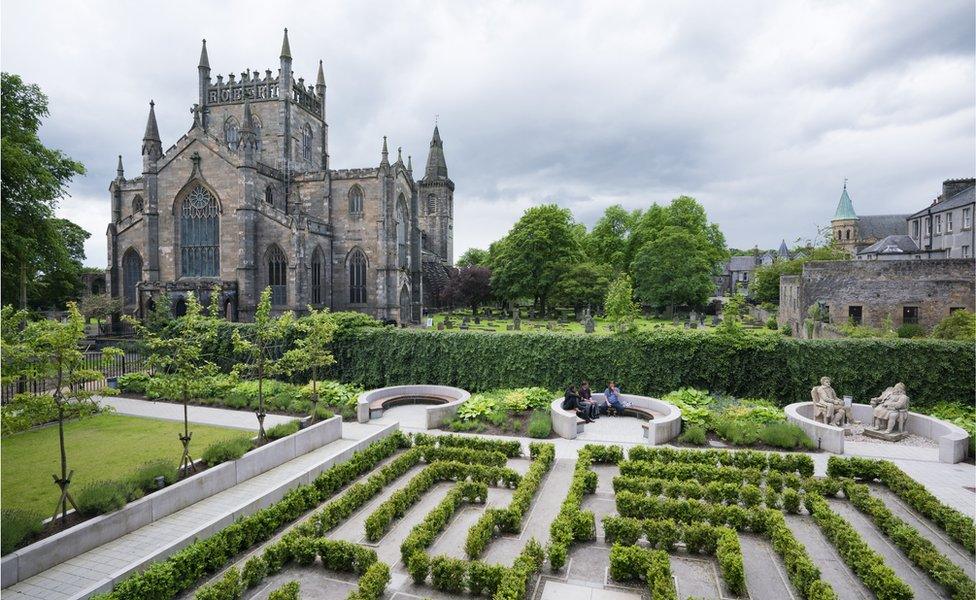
[106,29,454,323]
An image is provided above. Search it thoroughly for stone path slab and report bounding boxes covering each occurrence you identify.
[97,395,295,430]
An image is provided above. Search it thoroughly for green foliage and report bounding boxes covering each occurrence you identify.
[489,204,584,312]
[932,309,976,341]
[201,436,252,465]
[1,73,88,309]
[527,410,552,438]
[267,581,299,600]
[406,550,430,584]
[348,561,390,600]
[662,387,713,427]
[552,262,612,310]
[896,323,926,338]
[1,392,107,435]
[77,480,130,516]
[127,460,179,493]
[759,422,815,449]
[279,307,337,421]
[919,401,976,455]
[603,274,638,331]
[241,555,267,588]
[715,527,746,595]
[457,247,490,267]
[1,508,43,555]
[632,225,715,309]
[429,555,468,593]
[117,372,151,395]
[677,425,707,445]
[326,327,974,410]
[265,420,301,440]
[712,417,762,446]
[456,387,552,420]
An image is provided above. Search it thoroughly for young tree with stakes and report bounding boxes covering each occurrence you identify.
[233,287,294,442]
[126,292,218,476]
[280,307,337,422]
[1,303,121,525]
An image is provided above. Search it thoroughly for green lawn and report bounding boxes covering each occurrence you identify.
[429,310,778,336]
[1,413,247,512]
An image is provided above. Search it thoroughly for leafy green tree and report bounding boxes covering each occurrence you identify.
[631,226,715,311]
[127,292,219,475]
[932,309,975,342]
[717,291,745,335]
[627,197,727,276]
[553,262,612,311]
[1,73,87,309]
[752,245,848,304]
[604,274,639,332]
[233,288,295,441]
[1,304,121,523]
[281,307,337,421]
[79,293,123,333]
[489,204,584,314]
[585,204,634,274]
[457,248,490,268]
[442,266,493,313]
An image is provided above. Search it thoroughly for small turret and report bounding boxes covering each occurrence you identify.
[142,100,162,161]
[380,136,389,167]
[396,146,404,166]
[197,40,211,129]
[407,155,413,175]
[280,27,292,60]
[116,155,124,179]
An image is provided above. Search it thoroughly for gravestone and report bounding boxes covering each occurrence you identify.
[683,322,690,329]
[583,308,595,334]
[712,315,720,326]
[558,314,567,325]
[474,316,481,324]
[437,323,445,331]
[506,324,514,331]
[513,307,521,330]
[690,322,698,329]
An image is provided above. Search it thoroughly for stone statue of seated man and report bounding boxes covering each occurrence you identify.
[870,382,909,433]
[810,376,854,426]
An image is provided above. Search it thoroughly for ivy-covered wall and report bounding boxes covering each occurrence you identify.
[326,328,975,408]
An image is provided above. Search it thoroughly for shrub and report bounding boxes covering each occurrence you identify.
[662,387,713,427]
[932,309,975,341]
[782,488,801,514]
[715,527,745,595]
[77,480,129,516]
[267,581,300,600]
[896,323,925,338]
[202,436,252,465]
[241,555,267,588]
[194,566,243,600]
[407,550,430,584]
[430,556,467,593]
[117,372,152,394]
[265,420,301,440]
[466,560,506,596]
[527,410,552,438]
[128,460,179,493]
[349,561,390,600]
[759,422,815,450]
[609,543,651,581]
[0,393,106,435]
[1,509,44,555]
[326,327,974,410]
[678,425,707,445]
[766,316,778,329]
[713,417,761,446]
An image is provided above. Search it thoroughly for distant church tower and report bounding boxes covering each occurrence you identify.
[831,181,858,255]
[418,125,455,265]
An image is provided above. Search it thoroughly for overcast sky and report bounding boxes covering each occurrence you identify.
[2,1,974,267]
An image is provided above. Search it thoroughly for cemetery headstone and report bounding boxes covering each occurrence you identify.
[513,307,521,330]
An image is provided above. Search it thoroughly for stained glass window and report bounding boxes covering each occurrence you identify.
[122,249,142,306]
[180,185,219,277]
[349,250,367,304]
[267,245,287,306]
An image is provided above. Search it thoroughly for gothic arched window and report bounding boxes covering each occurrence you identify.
[348,186,364,214]
[224,117,240,150]
[396,195,409,269]
[180,184,220,277]
[302,123,313,160]
[349,250,367,304]
[311,246,324,305]
[122,248,142,306]
[426,194,437,214]
[265,185,274,205]
[132,195,144,214]
[266,245,287,306]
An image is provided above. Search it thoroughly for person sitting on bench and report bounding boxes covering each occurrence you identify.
[604,381,629,414]
[563,384,596,422]
[580,381,602,417]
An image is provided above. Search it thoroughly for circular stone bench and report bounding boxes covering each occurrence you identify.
[356,385,470,430]
[785,401,970,463]
[550,393,682,444]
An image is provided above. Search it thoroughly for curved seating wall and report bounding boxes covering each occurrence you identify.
[357,385,470,430]
[786,402,969,463]
[550,393,681,444]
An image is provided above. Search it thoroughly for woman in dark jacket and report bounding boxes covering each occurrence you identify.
[563,384,596,422]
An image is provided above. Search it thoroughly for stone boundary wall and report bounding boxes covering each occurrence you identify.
[1,416,346,589]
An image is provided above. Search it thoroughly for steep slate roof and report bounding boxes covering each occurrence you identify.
[908,184,976,218]
[727,255,758,272]
[778,239,790,259]
[833,186,857,220]
[857,214,909,241]
[857,234,919,256]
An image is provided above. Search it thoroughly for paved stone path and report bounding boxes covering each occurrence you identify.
[5,422,387,600]
[97,395,296,430]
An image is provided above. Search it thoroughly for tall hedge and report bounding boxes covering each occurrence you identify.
[325,328,974,408]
